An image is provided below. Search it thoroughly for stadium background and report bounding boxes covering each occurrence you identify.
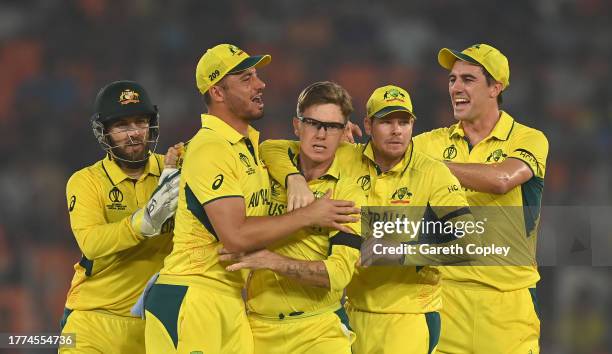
[0,1,610,353]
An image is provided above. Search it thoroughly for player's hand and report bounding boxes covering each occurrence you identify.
[164,142,185,168]
[219,248,283,272]
[286,174,315,211]
[131,168,180,237]
[359,236,404,267]
[342,121,363,143]
[296,190,360,234]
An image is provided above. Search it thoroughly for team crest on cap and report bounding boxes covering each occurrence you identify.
[119,89,140,105]
[228,44,244,56]
[383,88,406,102]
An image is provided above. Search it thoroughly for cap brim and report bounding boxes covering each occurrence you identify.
[438,48,480,70]
[371,106,416,120]
[229,54,271,74]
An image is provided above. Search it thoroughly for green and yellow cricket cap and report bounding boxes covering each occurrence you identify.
[195,44,271,94]
[366,85,416,119]
[438,43,510,90]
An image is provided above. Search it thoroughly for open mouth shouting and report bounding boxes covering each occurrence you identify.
[453,96,470,110]
[251,93,264,109]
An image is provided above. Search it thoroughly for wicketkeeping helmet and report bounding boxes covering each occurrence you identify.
[91,80,159,163]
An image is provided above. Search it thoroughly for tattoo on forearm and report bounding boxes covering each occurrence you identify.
[282,261,329,287]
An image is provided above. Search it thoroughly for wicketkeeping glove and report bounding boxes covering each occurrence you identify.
[131,168,180,237]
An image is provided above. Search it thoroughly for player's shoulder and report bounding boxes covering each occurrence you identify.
[260,139,298,149]
[413,126,453,143]
[188,128,236,156]
[510,120,548,143]
[338,142,365,156]
[67,158,106,189]
[410,150,447,172]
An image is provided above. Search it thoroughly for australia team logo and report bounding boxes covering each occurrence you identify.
[486,149,507,162]
[107,186,127,210]
[390,186,412,204]
[228,44,244,56]
[443,145,457,160]
[118,89,140,105]
[357,175,371,191]
[383,88,406,102]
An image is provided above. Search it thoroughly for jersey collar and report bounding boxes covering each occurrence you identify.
[449,111,515,142]
[294,152,342,181]
[102,153,162,185]
[321,155,342,180]
[201,114,260,145]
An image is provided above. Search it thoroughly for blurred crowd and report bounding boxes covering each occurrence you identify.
[0,1,610,353]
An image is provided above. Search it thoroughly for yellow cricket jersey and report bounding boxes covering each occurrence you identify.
[158,114,270,295]
[260,140,470,314]
[247,155,365,318]
[65,154,173,316]
[412,111,549,291]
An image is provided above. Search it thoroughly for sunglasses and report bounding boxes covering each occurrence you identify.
[297,116,346,133]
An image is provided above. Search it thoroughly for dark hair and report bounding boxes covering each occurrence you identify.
[481,66,503,106]
[296,81,353,123]
[203,91,212,107]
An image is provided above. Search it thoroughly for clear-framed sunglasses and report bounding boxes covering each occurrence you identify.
[297,116,346,135]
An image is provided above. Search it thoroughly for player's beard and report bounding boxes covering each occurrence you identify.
[109,139,150,169]
[226,90,265,121]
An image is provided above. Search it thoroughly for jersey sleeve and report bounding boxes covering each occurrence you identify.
[402,162,480,266]
[183,139,242,205]
[428,161,470,218]
[66,171,143,260]
[507,129,549,179]
[259,139,301,188]
[322,181,366,292]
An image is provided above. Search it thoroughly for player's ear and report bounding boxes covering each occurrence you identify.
[489,82,502,100]
[209,85,225,103]
[364,116,372,136]
[292,117,300,137]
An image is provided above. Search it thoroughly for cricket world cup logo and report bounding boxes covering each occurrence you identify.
[109,187,124,203]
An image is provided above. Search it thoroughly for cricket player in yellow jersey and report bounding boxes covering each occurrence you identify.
[261,85,474,354]
[411,44,549,354]
[60,80,181,353]
[143,45,360,354]
[218,81,365,354]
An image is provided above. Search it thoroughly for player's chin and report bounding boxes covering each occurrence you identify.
[247,109,265,121]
